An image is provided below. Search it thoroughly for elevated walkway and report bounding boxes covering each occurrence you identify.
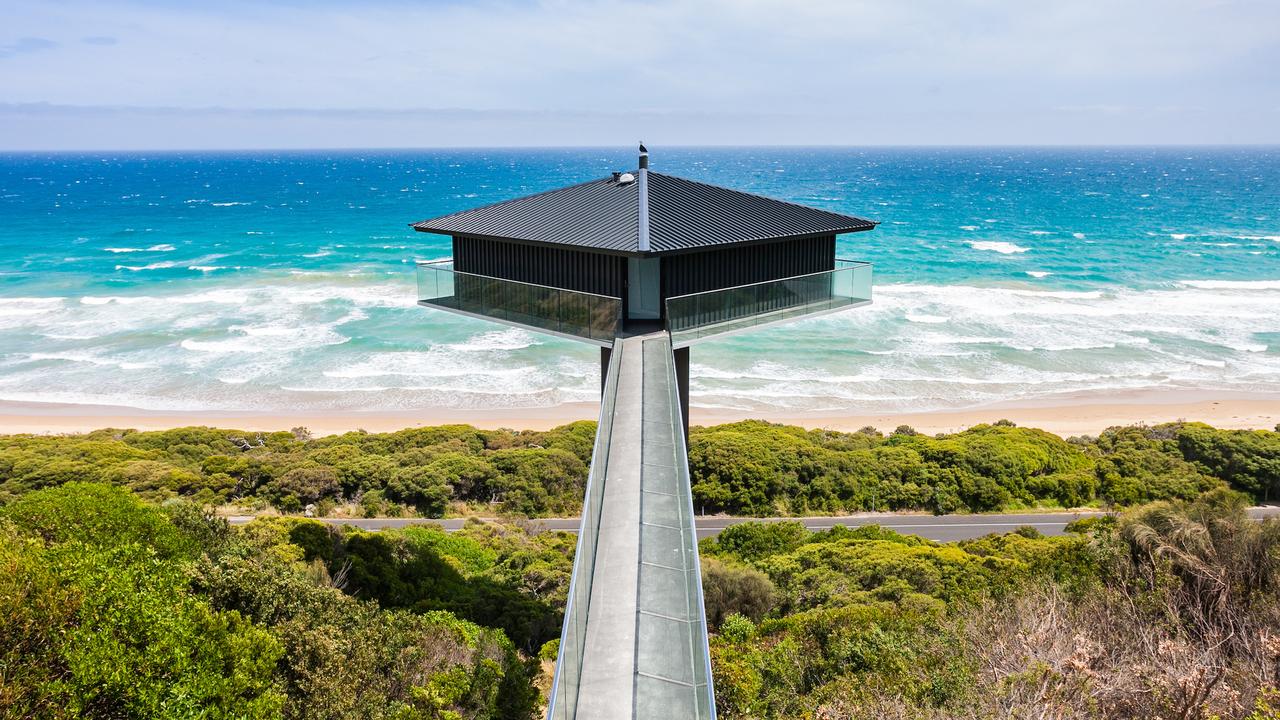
[547,334,715,720]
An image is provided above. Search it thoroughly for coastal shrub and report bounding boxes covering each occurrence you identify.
[704,521,810,562]
[192,526,537,719]
[701,556,778,626]
[263,463,341,507]
[386,465,453,516]
[0,488,284,718]
[278,518,574,653]
[1089,425,1220,505]
[1,420,1275,518]
[1,482,199,560]
[1173,423,1280,501]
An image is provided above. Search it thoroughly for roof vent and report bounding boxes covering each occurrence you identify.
[611,171,622,182]
[617,172,635,185]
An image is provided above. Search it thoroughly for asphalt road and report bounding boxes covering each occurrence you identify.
[227,507,1280,542]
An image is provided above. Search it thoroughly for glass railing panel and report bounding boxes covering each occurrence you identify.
[666,260,872,347]
[632,337,715,720]
[546,342,624,720]
[416,260,621,345]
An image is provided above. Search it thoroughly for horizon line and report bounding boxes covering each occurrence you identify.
[4,143,1280,154]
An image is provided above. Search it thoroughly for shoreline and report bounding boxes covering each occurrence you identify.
[0,389,1275,437]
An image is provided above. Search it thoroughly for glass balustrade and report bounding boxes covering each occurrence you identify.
[665,260,872,346]
[416,260,622,345]
[546,343,624,720]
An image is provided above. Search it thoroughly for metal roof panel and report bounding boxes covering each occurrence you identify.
[411,170,875,253]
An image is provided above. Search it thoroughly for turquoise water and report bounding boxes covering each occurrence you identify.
[1,147,1277,414]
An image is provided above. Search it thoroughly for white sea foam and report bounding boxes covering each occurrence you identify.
[1180,280,1280,290]
[905,313,949,324]
[116,261,177,271]
[181,322,350,354]
[8,266,1280,415]
[1170,233,1191,240]
[968,241,1028,254]
[1233,235,1280,242]
[210,201,252,207]
[1026,271,1052,278]
[1028,230,1053,236]
[0,297,64,319]
[1072,232,1086,239]
[104,244,174,253]
[446,328,538,352]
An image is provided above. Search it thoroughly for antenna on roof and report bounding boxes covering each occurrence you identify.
[638,142,650,252]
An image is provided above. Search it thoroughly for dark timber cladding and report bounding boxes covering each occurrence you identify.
[661,235,835,298]
[452,236,625,298]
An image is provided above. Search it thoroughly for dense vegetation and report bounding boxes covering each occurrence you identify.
[0,420,1276,517]
[0,483,571,719]
[701,491,1280,718]
[2,421,1278,718]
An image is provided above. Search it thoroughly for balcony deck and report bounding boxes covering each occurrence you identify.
[666,260,871,347]
[416,260,621,346]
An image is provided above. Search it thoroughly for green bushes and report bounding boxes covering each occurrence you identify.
[1173,423,1280,501]
[0,483,545,720]
[0,421,1275,519]
[0,423,595,517]
[700,521,1050,717]
[690,420,1276,515]
[701,557,778,625]
[0,487,284,718]
[705,496,1280,719]
[288,520,575,654]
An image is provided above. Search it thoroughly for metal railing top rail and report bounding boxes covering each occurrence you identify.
[415,258,623,302]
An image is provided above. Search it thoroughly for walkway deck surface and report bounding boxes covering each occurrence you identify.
[549,334,714,720]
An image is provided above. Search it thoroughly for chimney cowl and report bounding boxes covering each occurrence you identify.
[638,141,649,170]
[611,171,622,182]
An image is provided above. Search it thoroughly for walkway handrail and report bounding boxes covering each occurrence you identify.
[546,341,624,719]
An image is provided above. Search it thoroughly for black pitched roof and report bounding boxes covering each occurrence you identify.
[411,171,876,254]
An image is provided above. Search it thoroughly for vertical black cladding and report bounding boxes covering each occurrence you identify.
[451,234,838,326]
[660,235,836,298]
[452,236,626,298]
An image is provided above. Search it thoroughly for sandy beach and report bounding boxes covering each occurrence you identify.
[1,389,1275,438]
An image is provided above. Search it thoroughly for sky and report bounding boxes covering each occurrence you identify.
[1,0,1278,149]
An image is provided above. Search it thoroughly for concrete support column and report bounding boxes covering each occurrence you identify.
[673,345,690,443]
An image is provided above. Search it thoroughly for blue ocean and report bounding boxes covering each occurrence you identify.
[1,147,1278,415]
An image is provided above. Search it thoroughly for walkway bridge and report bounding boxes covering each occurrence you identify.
[416,258,872,719]
[409,145,876,719]
[548,334,714,718]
